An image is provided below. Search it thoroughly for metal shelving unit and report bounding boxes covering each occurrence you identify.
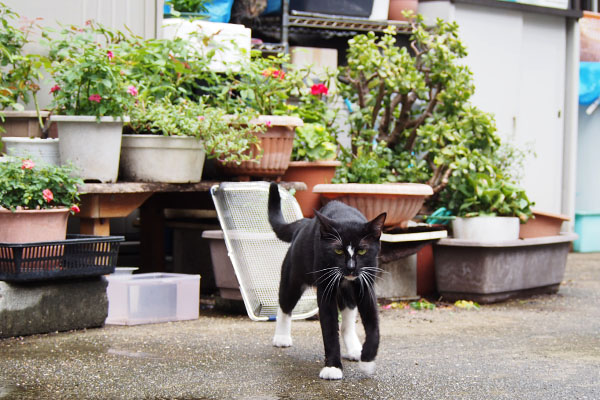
[250,0,412,53]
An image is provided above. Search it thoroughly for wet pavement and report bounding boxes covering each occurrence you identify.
[0,252,599,400]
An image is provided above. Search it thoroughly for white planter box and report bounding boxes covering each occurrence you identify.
[1,137,60,165]
[52,115,128,183]
[105,273,200,325]
[162,19,250,73]
[120,134,206,183]
[452,216,520,242]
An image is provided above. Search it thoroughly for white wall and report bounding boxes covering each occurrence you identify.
[419,1,574,216]
[3,0,162,109]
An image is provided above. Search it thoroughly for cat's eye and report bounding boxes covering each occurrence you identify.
[334,249,344,255]
[358,249,367,255]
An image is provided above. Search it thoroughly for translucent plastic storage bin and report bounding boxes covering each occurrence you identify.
[105,273,200,325]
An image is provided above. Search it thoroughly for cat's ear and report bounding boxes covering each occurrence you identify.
[366,212,387,239]
[314,210,337,238]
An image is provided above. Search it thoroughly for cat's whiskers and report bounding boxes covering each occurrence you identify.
[361,266,387,280]
[357,273,365,299]
[315,269,340,285]
[309,266,338,275]
[360,271,376,295]
[322,270,342,302]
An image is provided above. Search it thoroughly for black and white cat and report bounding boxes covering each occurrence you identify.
[267,182,386,380]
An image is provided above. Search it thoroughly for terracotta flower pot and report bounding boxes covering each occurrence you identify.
[313,183,433,227]
[0,207,69,243]
[0,207,69,272]
[281,160,341,217]
[519,210,569,239]
[388,0,418,21]
[217,116,302,179]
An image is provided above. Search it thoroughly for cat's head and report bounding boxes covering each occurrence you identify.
[314,210,387,283]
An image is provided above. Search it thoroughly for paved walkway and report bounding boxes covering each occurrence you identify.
[0,253,599,399]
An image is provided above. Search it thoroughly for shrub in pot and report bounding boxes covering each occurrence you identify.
[210,52,306,178]
[0,3,46,135]
[43,21,136,182]
[0,4,57,162]
[122,97,262,183]
[0,157,82,243]
[282,74,342,216]
[328,15,525,227]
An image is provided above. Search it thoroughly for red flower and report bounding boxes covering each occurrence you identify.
[311,83,328,96]
[21,159,35,170]
[107,50,114,60]
[88,94,102,103]
[50,85,61,93]
[70,205,81,214]
[42,189,53,203]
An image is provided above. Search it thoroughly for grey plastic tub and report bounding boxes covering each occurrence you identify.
[433,233,578,303]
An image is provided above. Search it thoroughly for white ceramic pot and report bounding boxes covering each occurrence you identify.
[1,137,60,165]
[452,216,520,242]
[119,134,206,183]
[52,115,128,183]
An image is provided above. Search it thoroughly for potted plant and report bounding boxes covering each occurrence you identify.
[0,4,57,163]
[281,74,342,216]
[441,172,533,241]
[430,146,576,303]
[213,52,303,178]
[43,21,135,182]
[0,157,82,243]
[122,97,261,183]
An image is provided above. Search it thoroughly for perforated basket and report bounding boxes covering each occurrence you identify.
[211,182,318,321]
[0,234,123,282]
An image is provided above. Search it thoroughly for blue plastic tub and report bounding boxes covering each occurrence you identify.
[574,211,600,252]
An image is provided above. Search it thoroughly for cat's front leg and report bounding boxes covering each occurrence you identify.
[341,307,362,361]
[317,287,343,380]
[273,308,293,347]
[357,291,380,376]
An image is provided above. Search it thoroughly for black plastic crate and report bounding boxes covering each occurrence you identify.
[0,234,124,282]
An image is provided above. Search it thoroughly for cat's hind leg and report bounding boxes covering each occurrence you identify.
[273,267,304,348]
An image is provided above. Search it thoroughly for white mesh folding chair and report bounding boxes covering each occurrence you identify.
[210,182,319,321]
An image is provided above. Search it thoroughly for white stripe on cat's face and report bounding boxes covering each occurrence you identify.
[347,246,354,257]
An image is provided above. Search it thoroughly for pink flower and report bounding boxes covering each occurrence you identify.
[88,94,102,103]
[197,116,205,121]
[265,120,272,128]
[70,205,81,214]
[50,85,60,93]
[127,85,138,96]
[42,189,53,203]
[21,159,35,170]
[311,83,328,96]
[107,50,114,60]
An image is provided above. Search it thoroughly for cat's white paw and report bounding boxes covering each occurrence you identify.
[359,361,376,376]
[272,334,292,347]
[319,366,343,380]
[342,345,362,361]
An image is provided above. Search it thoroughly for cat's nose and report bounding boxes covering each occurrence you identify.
[347,259,356,271]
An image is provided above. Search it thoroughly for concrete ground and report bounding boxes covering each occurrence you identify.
[0,253,599,400]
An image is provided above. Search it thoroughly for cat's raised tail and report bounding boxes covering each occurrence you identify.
[268,182,300,243]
